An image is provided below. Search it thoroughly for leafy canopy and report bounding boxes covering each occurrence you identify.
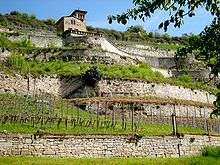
[177,17,220,117]
[108,0,220,31]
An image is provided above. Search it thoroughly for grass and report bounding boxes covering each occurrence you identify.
[0,122,204,136]
[151,43,183,50]
[0,147,220,165]
[0,93,205,136]
[2,53,218,94]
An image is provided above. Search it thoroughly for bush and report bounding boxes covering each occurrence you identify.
[82,66,102,87]
[0,11,55,30]
[202,147,220,157]
[177,74,193,83]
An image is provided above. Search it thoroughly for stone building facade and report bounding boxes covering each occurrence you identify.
[56,10,87,32]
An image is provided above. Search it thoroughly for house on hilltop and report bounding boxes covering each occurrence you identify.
[56,10,87,32]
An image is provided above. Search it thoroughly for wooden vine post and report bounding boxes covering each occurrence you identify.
[131,103,134,132]
[171,113,178,136]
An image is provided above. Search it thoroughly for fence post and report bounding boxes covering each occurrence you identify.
[172,113,177,136]
[206,118,211,135]
[96,101,100,129]
[131,103,134,132]
[121,102,125,129]
[112,102,115,127]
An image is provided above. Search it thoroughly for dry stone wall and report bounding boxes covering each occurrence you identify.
[8,33,63,48]
[113,42,175,58]
[0,134,219,157]
[58,49,136,65]
[0,72,61,96]
[118,44,175,58]
[0,72,216,104]
[77,101,213,119]
[0,72,216,105]
[0,48,136,65]
[97,79,216,104]
[0,73,83,97]
[0,48,10,61]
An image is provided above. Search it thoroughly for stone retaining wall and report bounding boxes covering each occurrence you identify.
[0,73,216,104]
[0,73,82,97]
[8,33,63,48]
[75,100,213,119]
[142,56,175,69]
[118,44,175,58]
[0,134,219,157]
[0,48,10,61]
[96,79,216,104]
[0,73,61,96]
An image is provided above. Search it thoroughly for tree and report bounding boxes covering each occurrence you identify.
[108,0,220,31]
[176,18,220,117]
[126,25,146,33]
[44,18,56,26]
[123,25,148,41]
[82,66,102,87]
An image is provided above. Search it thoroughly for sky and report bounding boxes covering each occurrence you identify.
[0,0,215,36]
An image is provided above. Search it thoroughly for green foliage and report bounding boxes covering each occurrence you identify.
[0,33,34,48]
[0,33,11,47]
[87,25,184,46]
[16,39,34,48]
[43,18,56,26]
[108,0,220,31]
[0,11,55,30]
[177,75,193,83]
[2,53,218,94]
[126,26,146,33]
[87,26,124,41]
[0,92,204,136]
[176,18,220,116]
[47,42,57,48]
[82,66,102,87]
[202,147,220,158]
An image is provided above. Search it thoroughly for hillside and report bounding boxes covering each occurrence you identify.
[0,11,55,31]
[0,9,220,160]
[0,11,189,47]
[0,11,219,137]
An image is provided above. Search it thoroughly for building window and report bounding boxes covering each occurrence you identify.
[71,20,75,25]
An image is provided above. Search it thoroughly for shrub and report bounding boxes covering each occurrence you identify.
[177,74,193,83]
[82,66,102,87]
[202,147,220,157]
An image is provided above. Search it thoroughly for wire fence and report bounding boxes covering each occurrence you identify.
[0,92,219,136]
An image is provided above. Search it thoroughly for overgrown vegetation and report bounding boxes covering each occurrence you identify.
[0,11,55,30]
[0,33,34,48]
[0,147,220,165]
[202,147,220,158]
[87,25,188,47]
[2,53,218,94]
